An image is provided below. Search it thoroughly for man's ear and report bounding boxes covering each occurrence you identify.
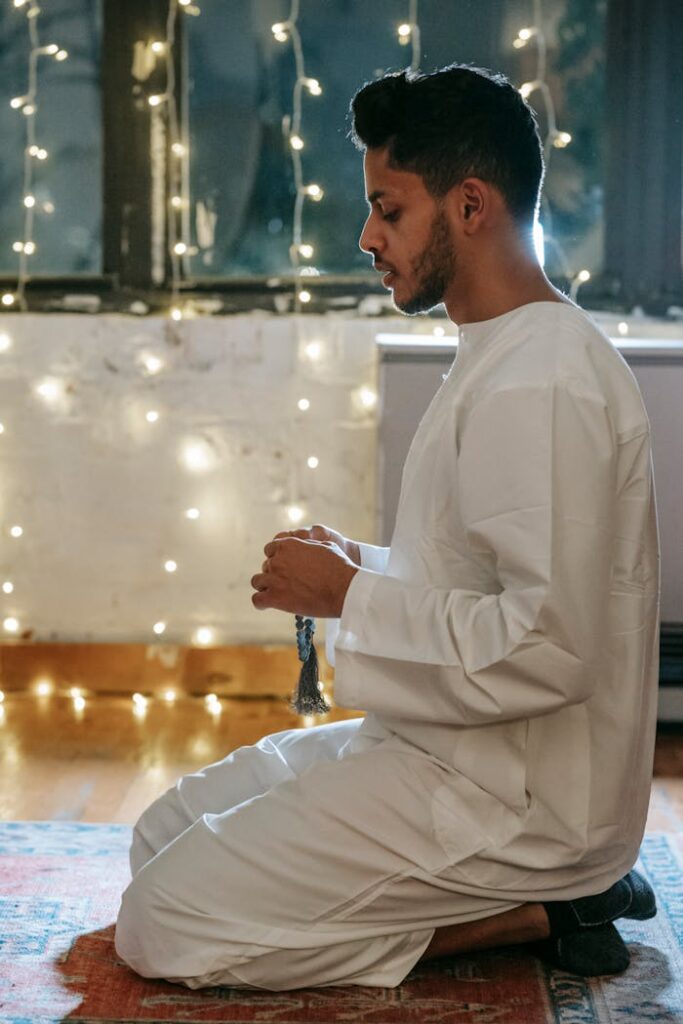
[458,178,487,230]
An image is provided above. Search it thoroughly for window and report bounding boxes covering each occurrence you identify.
[0,0,102,275]
[1,0,681,313]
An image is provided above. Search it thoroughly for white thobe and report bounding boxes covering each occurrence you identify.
[328,299,660,897]
[115,300,660,991]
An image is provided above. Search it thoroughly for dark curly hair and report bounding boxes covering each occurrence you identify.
[348,63,545,228]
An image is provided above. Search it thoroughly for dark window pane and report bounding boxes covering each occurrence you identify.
[186,0,606,281]
[0,0,102,275]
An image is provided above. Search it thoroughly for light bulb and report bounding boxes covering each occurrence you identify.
[145,410,159,423]
[618,322,629,336]
[3,617,19,633]
[305,78,322,95]
[35,679,53,696]
[23,194,35,208]
[398,22,412,38]
[577,269,591,283]
[174,241,188,255]
[519,82,535,99]
[181,439,215,472]
[553,130,572,148]
[305,184,323,199]
[287,505,305,524]
[172,143,186,156]
[132,692,148,707]
[358,386,378,410]
[307,456,319,469]
[2,294,15,307]
[73,695,86,712]
[433,326,445,337]
[185,507,200,519]
[299,244,314,259]
[151,41,165,53]
[10,526,23,538]
[298,290,311,303]
[23,242,35,255]
[170,306,183,321]
[2,582,14,594]
[69,687,83,699]
[297,398,310,411]
[290,134,304,150]
[164,560,177,573]
[148,94,165,107]
[143,354,163,374]
[304,340,321,359]
[153,621,166,635]
[518,27,535,40]
[171,195,183,208]
[10,96,26,109]
[194,627,215,646]
[0,333,13,352]
[23,104,36,116]
[162,689,176,703]
[36,378,64,402]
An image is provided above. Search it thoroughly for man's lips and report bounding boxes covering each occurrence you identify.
[374,266,397,285]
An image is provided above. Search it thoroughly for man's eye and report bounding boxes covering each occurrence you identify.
[382,210,399,222]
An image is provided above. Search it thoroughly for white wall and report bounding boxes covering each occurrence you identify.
[0,313,380,644]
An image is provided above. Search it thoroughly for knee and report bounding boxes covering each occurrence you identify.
[115,870,170,979]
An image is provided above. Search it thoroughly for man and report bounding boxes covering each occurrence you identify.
[115,64,660,990]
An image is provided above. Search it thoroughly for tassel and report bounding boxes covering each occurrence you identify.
[290,614,331,715]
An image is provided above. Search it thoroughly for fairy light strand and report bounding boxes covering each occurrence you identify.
[514,0,590,296]
[164,0,197,318]
[397,0,421,72]
[272,0,324,311]
[5,0,68,312]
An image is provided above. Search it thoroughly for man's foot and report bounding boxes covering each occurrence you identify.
[542,869,656,938]
[530,869,655,977]
[531,921,630,976]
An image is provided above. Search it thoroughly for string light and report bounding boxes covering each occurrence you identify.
[134,2,200,321]
[514,0,582,284]
[6,0,69,311]
[272,0,324,309]
[397,0,421,71]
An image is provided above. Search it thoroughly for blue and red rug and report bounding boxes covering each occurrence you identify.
[0,822,681,1023]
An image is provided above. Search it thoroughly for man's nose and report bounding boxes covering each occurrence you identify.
[358,215,381,256]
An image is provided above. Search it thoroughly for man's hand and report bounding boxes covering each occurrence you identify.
[273,523,361,567]
[251,536,359,617]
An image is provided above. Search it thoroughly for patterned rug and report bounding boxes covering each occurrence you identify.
[0,822,681,1024]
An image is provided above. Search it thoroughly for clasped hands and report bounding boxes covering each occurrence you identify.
[250,523,360,618]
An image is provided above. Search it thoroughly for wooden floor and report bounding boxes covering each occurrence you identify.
[0,691,681,829]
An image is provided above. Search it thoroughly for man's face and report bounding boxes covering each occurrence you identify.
[359,146,457,315]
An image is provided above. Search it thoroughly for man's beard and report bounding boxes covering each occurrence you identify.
[394,208,457,316]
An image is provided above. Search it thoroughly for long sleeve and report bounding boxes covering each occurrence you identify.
[333,382,617,725]
[325,542,390,666]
